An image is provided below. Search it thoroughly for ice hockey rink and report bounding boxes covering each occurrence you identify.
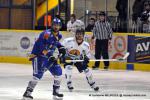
[0,63,150,100]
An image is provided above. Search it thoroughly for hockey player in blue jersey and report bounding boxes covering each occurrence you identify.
[22,18,66,100]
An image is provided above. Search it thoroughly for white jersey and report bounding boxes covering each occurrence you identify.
[67,19,85,34]
[62,37,91,59]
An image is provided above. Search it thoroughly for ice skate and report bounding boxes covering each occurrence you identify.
[93,86,99,91]
[53,85,63,100]
[22,91,33,100]
[22,87,33,100]
[53,93,63,100]
[89,82,99,92]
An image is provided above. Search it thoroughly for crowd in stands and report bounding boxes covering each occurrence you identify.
[53,0,150,33]
[132,0,150,33]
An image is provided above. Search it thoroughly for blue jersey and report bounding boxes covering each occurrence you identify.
[31,29,62,57]
[31,29,63,79]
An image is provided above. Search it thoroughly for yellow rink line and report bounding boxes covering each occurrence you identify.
[134,63,150,71]
[0,56,31,64]
[0,29,150,36]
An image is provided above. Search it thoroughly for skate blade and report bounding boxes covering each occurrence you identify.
[69,89,73,92]
[93,87,99,92]
[22,97,33,100]
[94,89,99,92]
[53,96,63,100]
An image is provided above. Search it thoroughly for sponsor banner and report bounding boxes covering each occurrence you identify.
[135,36,150,63]
[0,31,39,57]
[83,34,128,60]
[128,36,150,64]
[0,31,127,62]
[110,35,128,60]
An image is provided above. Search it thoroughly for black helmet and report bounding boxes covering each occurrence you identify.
[76,28,85,36]
[99,11,106,16]
[75,28,85,45]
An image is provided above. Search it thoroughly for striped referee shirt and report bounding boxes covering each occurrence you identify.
[92,21,113,40]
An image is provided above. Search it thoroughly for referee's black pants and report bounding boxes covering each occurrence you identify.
[94,39,109,67]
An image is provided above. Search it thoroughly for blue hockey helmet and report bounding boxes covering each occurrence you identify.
[52,18,62,28]
[52,18,62,33]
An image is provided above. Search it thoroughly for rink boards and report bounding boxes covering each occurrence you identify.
[0,29,149,71]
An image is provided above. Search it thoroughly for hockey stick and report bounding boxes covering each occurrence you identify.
[65,52,130,63]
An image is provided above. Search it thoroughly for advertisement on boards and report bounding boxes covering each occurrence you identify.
[128,36,150,64]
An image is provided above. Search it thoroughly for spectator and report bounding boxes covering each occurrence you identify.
[67,14,85,35]
[85,18,95,32]
[140,0,150,32]
[91,11,113,70]
[116,0,128,32]
[132,0,146,22]
[132,0,148,33]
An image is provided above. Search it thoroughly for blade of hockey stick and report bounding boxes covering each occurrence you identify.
[122,52,130,60]
[65,52,130,62]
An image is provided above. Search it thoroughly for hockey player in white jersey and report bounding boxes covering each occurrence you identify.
[67,14,85,35]
[61,28,99,92]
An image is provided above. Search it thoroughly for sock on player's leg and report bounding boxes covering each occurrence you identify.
[84,68,99,91]
[65,65,74,91]
[53,76,63,99]
[23,76,39,99]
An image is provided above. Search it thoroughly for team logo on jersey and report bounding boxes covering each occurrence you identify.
[69,49,80,56]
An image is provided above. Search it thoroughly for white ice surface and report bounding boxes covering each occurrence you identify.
[0,63,150,100]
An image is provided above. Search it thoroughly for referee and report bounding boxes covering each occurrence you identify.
[92,11,113,70]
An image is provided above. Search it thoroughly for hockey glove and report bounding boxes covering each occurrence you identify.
[83,55,89,65]
[59,46,66,57]
[28,54,36,61]
[80,54,89,65]
[81,50,89,65]
[48,56,57,64]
